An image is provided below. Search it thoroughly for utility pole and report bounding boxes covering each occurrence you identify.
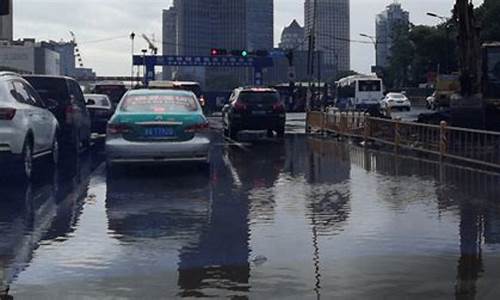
[453,0,482,97]
[307,0,318,111]
[451,0,484,128]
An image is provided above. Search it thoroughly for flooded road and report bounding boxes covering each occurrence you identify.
[1,123,500,299]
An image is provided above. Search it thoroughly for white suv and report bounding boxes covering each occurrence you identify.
[0,72,59,179]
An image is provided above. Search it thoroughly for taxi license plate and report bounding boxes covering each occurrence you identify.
[144,127,174,137]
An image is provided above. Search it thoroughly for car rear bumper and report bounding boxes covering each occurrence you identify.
[230,115,285,130]
[106,135,210,164]
[0,125,24,154]
[388,103,411,109]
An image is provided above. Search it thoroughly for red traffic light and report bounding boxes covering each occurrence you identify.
[211,48,227,56]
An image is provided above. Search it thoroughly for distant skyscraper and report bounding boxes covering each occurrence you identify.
[246,0,274,51]
[162,0,274,85]
[162,7,177,80]
[0,0,13,41]
[304,0,350,77]
[279,20,306,50]
[376,3,409,68]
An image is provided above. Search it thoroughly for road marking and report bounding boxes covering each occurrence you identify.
[223,137,251,151]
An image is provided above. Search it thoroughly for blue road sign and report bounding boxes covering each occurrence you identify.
[133,55,273,85]
[133,55,273,68]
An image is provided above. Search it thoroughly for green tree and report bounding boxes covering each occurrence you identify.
[476,0,500,42]
[387,22,414,88]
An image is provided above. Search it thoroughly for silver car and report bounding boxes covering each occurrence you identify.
[105,89,210,169]
[0,72,59,179]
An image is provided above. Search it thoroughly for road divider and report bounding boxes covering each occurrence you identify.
[306,111,500,170]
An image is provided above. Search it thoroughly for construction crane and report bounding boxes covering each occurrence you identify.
[69,31,84,68]
[142,34,158,55]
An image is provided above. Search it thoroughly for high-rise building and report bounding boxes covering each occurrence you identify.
[162,0,274,86]
[0,0,13,41]
[246,0,274,51]
[376,3,409,68]
[0,39,61,75]
[304,0,350,78]
[162,7,177,80]
[43,41,76,76]
[279,20,306,50]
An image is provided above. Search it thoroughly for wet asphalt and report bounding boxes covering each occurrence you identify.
[1,114,500,299]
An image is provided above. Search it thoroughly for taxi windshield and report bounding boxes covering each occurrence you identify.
[120,94,198,113]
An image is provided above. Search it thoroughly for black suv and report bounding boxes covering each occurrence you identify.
[23,75,91,153]
[222,87,286,139]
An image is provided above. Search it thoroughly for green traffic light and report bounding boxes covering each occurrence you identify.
[241,50,248,57]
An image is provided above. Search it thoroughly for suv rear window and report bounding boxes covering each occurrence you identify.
[120,94,199,113]
[94,85,127,104]
[23,77,69,106]
[85,95,111,108]
[239,91,279,104]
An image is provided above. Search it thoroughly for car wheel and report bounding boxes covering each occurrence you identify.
[22,140,34,180]
[228,124,238,140]
[51,137,59,166]
[223,122,229,137]
[276,126,285,138]
[106,159,118,175]
[73,131,81,155]
[83,133,91,150]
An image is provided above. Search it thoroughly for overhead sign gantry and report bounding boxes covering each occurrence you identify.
[133,55,274,86]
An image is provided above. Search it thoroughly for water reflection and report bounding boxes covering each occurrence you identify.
[225,141,285,223]
[305,138,351,235]
[104,137,256,297]
[350,146,500,299]
[0,153,96,297]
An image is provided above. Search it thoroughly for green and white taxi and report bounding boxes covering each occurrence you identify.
[105,89,210,168]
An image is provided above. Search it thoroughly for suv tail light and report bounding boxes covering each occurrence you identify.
[185,122,209,133]
[272,102,285,113]
[0,108,16,120]
[107,123,130,135]
[233,101,247,112]
[65,105,75,124]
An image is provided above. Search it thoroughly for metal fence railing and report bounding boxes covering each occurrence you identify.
[306,111,500,170]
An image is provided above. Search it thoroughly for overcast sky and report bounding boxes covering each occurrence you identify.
[13,0,483,75]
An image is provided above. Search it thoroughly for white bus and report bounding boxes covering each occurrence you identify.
[335,75,384,110]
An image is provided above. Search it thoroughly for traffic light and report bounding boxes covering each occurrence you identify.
[0,0,10,16]
[210,48,227,56]
[231,50,248,57]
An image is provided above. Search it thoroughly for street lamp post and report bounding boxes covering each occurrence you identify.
[360,33,378,67]
[130,32,136,87]
[427,12,451,74]
[141,49,148,85]
[426,12,448,22]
